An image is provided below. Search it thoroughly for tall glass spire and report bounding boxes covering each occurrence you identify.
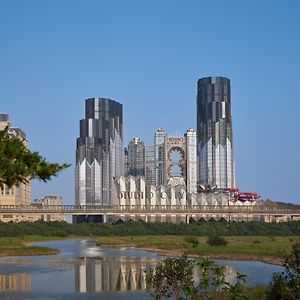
[75,98,124,205]
[197,77,235,188]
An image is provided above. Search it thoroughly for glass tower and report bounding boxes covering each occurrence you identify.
[197,77,235,188]
[75,98,124,205]
[127,137,145,177]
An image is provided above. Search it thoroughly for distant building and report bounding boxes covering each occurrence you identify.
[75,98,124,206]
[154,128,167,185]
[0,113,31,222]
[145,145,156,186]
[113,176,259,223]
[31,195,65,221]
[124,147,129,175]
[33,195,62,206]
[197,77,235,188]
[154,128,197,194]
[127,137,145,177]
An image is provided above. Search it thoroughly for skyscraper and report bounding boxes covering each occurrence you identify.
[127,137,145,177]
[75,98,124,206]
[197,77,235,188]
[145,146,156,186]
[154,128,167,185]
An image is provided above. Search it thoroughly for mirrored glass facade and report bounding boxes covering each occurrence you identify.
[127,137,145,177]
[75,98,124,205]
[197,77,235,188]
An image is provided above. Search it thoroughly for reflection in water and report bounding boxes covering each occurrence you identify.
[0,273,31,292]
[192,264,237,285]
[74,257,238,293]
[75,257,156,293]
[0,240,284,299]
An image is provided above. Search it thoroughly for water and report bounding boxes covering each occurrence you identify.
[0,239,284,299]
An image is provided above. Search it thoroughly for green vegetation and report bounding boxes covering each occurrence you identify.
[146,254,257,299]
[185,236,200,248]
[0,236,60,256]
[0,128,69,188]
[1,221,300,260]
[146,242,300,299]
[207,235,228,247]
[2,220,300,238]
[96,235,299,261]
[266,241,300,299]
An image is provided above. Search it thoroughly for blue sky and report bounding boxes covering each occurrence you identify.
[0,0,299,204]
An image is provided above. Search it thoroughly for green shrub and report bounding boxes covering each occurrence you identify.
[146,255,248,299]
[184,236,199,248]
[207,235,227,246]
[266,241,300,300]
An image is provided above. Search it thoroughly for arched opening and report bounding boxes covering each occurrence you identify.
[168,147,185,177]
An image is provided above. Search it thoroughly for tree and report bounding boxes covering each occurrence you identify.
[146,255,194,300]
[146,255,248,300]
[266,241,300,300]
[0,128,70,189]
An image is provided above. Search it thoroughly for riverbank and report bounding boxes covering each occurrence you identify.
[0,233,298,265]
[96,235,298,265]
[0,236,61,256]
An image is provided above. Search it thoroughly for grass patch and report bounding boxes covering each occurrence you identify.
[0,236,60,256]
[211,285,268,300]
[96,235,297,259]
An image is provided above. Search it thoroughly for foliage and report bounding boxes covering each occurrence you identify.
[207,235,228,247]
[146,255,248,300]
[146,254,194,299]
[2,221,300,240]
[0,128,70,188]
[266,241,300,300]
[185,236,200,248]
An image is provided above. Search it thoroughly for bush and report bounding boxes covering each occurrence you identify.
[207,235,227,246]
[266,241,300,299]
[184,236,199,248]
[146,255,247,299]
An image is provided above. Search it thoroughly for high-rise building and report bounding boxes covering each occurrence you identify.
[154,128,167,185]
[0,113,31,212]
[197,76,235,188]
[75,98,124,206]
[127,137,145,177]
[124,147,129,175]
[145,146,156,186]
[124,139,155,186]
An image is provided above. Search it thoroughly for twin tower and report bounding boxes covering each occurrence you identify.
[75,76,235,205]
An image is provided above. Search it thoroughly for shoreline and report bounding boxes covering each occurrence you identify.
[0,248,60,257]
[98,243,284,266]
[0,236,285,265]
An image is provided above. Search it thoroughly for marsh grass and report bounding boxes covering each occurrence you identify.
[96,235,296,259]
[0,236,60,256]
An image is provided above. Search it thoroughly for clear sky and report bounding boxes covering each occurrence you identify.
[0,0,299,204]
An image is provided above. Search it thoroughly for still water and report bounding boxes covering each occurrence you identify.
[0,239,284,300]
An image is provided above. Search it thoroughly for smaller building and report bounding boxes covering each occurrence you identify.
[145,146,156,186]
[127,137,145,177]
[33,195,63,206]
[0,113,31,222]
[31,195,65,222]
[154,128,198,194]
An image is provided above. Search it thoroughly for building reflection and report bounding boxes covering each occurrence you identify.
[75,257,237,293]
[75,257,156,293]
[0,273,31,292]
